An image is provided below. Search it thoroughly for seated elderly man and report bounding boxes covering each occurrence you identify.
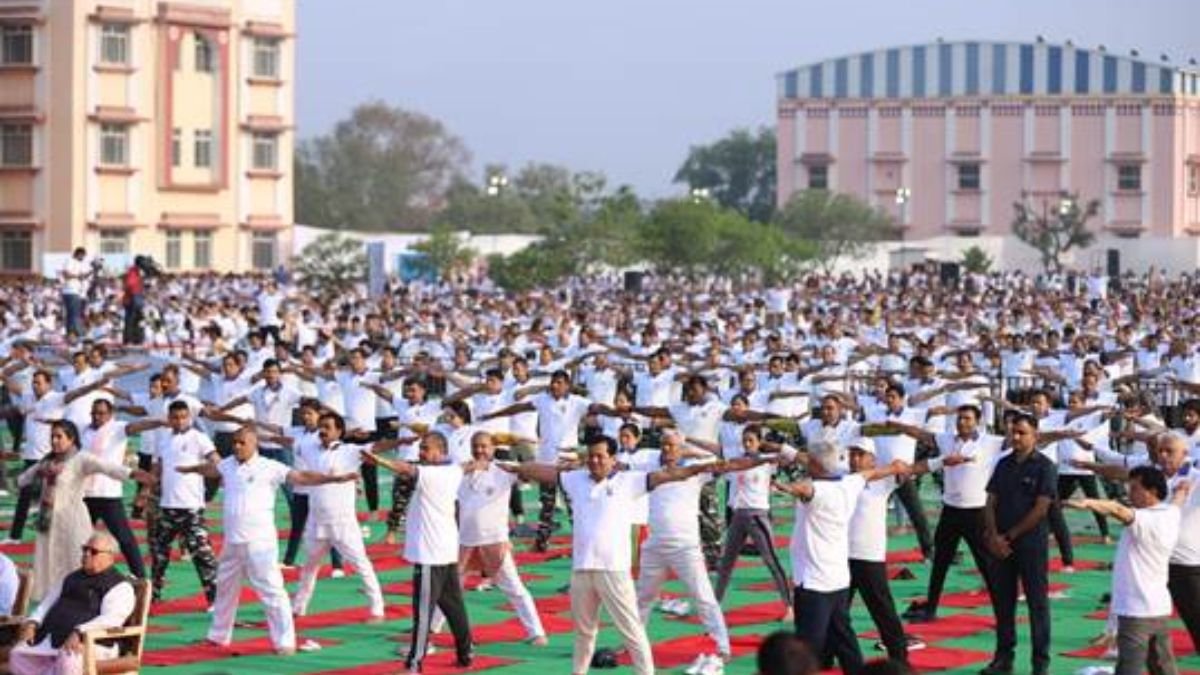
[9,531,135,675]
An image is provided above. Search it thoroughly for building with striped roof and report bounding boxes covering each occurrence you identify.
[775,40,1200,271]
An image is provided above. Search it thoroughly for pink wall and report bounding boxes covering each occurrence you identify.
[776,96,1199,240]
[777,108,795,208]
[989,106,1025,237]
[837,110,868,195]
[1069,107,1106,210]
[910,106,946,235]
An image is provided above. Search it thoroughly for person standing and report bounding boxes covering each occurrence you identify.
[981,413,1057,675]
[774,440,907,675]
[1067,466,1186,675]
[58,247,89,340]
[182,427,356,655]
[502,435,718,675]
[121,258,145,345]
[365,432,476,673]
[290,411,388,621]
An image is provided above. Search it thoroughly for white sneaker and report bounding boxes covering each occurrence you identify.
[0,538,20,546]
[669,599,691,616]
[698,655,725,675]
[685,654,710,675]
[475,579,494,592]
[330,569,346,579]
[1062,565,1077,574]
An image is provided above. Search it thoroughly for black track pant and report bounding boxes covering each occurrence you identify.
[713,509,791,606]
[85,496,146,578]
[1169,563,1200,653]
[850,559,907,663]
[406,563,472,668]
[925,504,994,613]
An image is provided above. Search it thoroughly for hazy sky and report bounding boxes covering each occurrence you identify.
[297,0,1198,197]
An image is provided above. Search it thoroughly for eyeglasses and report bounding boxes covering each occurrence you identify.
[80,545,112,556]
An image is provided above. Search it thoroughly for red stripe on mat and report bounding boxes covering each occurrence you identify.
[885,548,926,564]
[925,582,1069,609]
[677,601,787,628]
[618,633,763,668]
[142,637,340,666]
[864,612,995,641]
[311,654,517,675]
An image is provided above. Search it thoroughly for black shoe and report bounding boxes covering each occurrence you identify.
[902,601,936,622]
[456,651,474,667]
[533,539,549,553]
[979,661,1013,675]
[404,660,421,673]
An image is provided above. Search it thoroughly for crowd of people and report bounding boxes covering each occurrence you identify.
[0,251,1198,675]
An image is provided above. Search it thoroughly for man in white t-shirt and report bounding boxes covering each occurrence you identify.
[428,431,547,644]
[502,435,712,675]
[182,427,356,655]
[1067,465,1187,675]
[291,411,388,622]
[58,247,90,339]
[775,440,908,674]
[365,431,475,672]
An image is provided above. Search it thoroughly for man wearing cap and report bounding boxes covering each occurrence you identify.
[846,436,912,664]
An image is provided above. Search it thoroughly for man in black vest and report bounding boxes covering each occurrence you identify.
[9,531,135,675]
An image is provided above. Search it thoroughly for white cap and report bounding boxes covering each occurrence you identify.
[848,436,876,456]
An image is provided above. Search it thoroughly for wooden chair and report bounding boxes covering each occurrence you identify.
[0,568,33,675]
[81,578,151,675]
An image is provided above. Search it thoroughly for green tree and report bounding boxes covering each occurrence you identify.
[486,240,576,293]
[564,185,643,268]
[434,176,541,234]
[1012,191,1099,273]
[675,127,777,223]
[775,190,895,272]
[638,199,723,275]
[291,233,366,298]
[410,224,476,281]
[712,216,813,283]
[295,101,470,231]
[960,245,994,274]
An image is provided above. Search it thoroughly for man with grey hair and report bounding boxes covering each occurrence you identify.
[10,530,134,675]
[775,440,908,675]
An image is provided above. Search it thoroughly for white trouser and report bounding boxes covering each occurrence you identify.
[636,539,731,655]
[9,638,116,675]
[291,522,385,617]
[207,540,295,650]
[571,570,655,675]
[431,549,545,638]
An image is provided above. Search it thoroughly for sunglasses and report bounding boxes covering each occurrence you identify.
[81,545,112,556]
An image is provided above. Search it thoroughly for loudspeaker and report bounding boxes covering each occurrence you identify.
[624,271,644,294]
[939,262,960,287]
[1106,249,1120,278]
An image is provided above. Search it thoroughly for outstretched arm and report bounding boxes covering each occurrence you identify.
[1064,496,1134,525]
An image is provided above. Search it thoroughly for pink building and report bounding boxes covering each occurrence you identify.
[776,40,1200,243]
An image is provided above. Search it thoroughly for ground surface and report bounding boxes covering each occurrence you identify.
[0,455,1193,675]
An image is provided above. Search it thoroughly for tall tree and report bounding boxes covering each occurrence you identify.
[434,177,542,234]
[410,223,476,280]
[1011,191,1099,273]
[638,199,723,275]
[291,233,366,299]
[674,127,777,223]
[774,189,895,272]
[295,101,469,231]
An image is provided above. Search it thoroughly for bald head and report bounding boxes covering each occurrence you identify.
[232,426,259,463]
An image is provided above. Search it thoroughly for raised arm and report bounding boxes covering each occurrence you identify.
[288,468,359,487]
[63,375,111,405]
[496,460,560,486]
[1064,496,1134,525]
[647,461,717,489]
[481,401,535,421]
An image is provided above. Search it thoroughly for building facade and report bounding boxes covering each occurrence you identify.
[0,0,294,274]
[776,40,1200,266]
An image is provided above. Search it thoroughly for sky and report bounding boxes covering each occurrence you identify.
[297,0,1199,198]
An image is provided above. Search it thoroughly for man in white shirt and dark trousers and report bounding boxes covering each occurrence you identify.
[365,431,475,673]
[846,437,910,665]
[1068,465,1187,675]
[503,434,714,675]
[981,413,1057,675]
[892,404,1004,622]
[180,426,357,655]
[774,440,907,675]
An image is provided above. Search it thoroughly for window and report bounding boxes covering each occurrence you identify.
[100,124,128,165]
[957,163,981,190]
[0,232,32,271]
[807,165,828,190]
[98,231,129,255]
[194,32,214,73]
[0,25,33,65]
[0,124,32,166]
[252,37,279,78]
[171,128,181,167]
[165,231,181,269]
[1188,164,1198,196]
[193,129,212,168]
[252,232,277,270]
[99,23,128,65]
[1117,164,1142,191]
[193,230,212,268]
[251,133,277,170]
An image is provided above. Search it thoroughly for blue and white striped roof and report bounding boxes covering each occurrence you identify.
[777,40,1200,100]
